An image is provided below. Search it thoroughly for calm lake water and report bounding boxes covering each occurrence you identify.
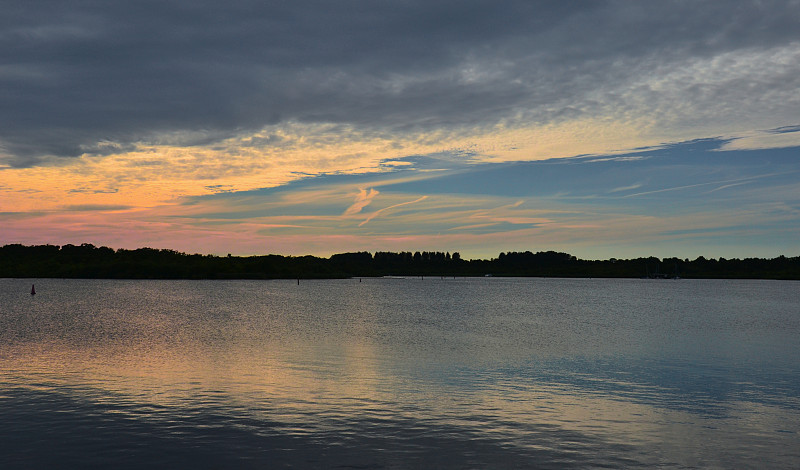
[1,277,798,468]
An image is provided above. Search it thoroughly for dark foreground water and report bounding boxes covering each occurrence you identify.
[1,277,798,468]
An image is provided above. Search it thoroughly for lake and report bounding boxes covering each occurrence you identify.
[1,277,798,468]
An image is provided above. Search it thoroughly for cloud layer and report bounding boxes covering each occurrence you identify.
[2,0,800,167]
[4,136,797,259]
[2,1,799,259]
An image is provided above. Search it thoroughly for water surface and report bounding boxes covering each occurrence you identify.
[1,278,798,468]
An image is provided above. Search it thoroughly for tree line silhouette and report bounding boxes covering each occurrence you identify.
[1,243,798,279]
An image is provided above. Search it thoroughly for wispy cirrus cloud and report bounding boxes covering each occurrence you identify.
[720,124,800,150]
[343,188,379,216]
[621,173,786,199]
[359,196,429,227]
[62,204,133,212]
[608,183,643,194]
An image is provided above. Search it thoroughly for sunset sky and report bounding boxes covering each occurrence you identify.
[2,1,799,259]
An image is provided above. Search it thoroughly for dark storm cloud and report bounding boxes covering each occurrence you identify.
[1,0,799,166]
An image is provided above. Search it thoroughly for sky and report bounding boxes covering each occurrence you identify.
[1,0,799,260]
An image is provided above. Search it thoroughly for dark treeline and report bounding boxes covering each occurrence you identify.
[1,244,799,280]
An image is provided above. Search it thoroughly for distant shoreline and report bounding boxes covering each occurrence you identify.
[5,274,798,281]
[2,244,798,280]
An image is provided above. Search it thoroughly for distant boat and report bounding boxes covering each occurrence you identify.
[31,284,36,295]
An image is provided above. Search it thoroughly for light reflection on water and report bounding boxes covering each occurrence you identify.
[1,278,799,468]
